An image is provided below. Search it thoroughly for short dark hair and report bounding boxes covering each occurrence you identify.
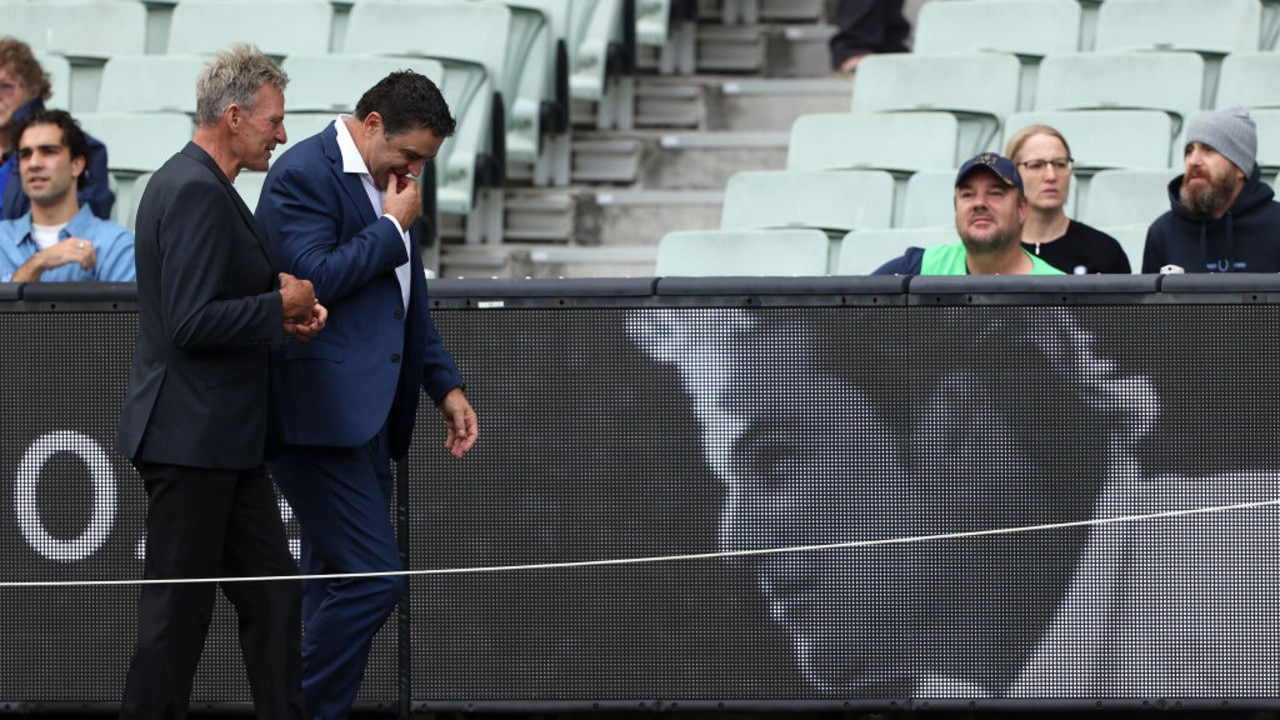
[15,108,91,190]
[354,70,456,139]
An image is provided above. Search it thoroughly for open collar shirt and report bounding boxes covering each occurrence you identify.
[0,204,136,282]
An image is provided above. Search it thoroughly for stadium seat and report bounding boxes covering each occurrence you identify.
[96,55,205,115]
[76,112,194,175]
[852,52,1022,154]
[77,112,194,229]
[1249,109,1280,173]
[1094,0,1261,108]
[346,0,513,243]
[655,228,832,276]
[117,170,151,232]
[1003,110,1174,171]
[478,0,573,186]
[835,227,959,275]
[914,0,1080,57]
[275,113,338,156]
[33,54,72,112]
[568,0,634,130]
[900,170,958,229]
[1095,0,1260,55]
[7,1,147,111]
[1215,52,1280,109]
[1097,224,1150,274]
[912,0,1080,110]
[5,1,146,59]
[720,170,895,235]
[279,55,446,114]
[786,112,960,174]
[1079,169,1176,229]
[1034,52,1204,136]
[168,0,333,57]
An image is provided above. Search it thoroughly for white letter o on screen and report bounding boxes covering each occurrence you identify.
[14,431,116,563]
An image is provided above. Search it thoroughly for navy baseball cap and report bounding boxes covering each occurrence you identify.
[955,152,1023,191]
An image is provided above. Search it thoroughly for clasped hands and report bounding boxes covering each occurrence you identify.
[279,272,327,342]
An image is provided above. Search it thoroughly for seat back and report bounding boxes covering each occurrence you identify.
[787,112,960,173]
[853,52,1022,154]
[168,0,332,56]
[280,54,445,114]
[1035,52,1204,136]
[836,227,959,275]
[655,228,831,276]
[901,170,959,229]
[720,170,895,233]
[97,55,206,115]
[1082,169,1176,228]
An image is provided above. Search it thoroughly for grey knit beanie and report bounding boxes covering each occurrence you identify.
[1186,106,1257,174]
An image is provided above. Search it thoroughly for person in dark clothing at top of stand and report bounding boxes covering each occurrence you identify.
[829,0,910,74]
[1143,106,1280,274]
[1005,124,1131,275]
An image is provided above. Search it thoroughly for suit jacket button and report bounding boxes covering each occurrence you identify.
[394,309,404,319]
[391,353,401,363]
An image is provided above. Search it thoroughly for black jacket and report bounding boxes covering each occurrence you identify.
[1142,166,1280,273]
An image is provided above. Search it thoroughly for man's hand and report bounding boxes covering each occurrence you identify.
[12,237,96,281]
[438,387,478,459]
[383,172,420,231]
[284,301,328,342]
[278,272,317,324]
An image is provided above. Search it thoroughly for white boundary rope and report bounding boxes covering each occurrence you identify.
[2,497,1277,589]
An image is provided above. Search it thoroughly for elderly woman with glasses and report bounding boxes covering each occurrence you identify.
[1005,125,1131,274]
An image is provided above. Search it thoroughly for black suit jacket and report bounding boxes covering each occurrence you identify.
[116,143,286,469]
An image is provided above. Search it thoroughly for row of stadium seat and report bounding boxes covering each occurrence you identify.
[653,224,1150,277]
[9,0,643,244]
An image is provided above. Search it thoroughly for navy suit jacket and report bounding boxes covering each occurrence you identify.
[256,122,463,461]
[116,143,287,469]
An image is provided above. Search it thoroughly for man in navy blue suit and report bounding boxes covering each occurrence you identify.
[256,71,478,719]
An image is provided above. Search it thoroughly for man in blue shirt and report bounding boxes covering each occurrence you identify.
[0,109,134,282]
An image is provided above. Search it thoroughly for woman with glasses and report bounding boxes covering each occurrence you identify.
[1005,125,1131,274]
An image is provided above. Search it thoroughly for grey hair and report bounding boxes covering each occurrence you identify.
[194,44,288,127]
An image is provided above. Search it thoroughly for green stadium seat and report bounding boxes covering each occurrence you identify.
[7,0,147,111]
[1097,224,1150,274]
[346,0,513,243]
[1080,169,1176,229]
[1003,110,1175,171]
[655,228,832,276]
[900,170,959,229]
[77,112,194,229]
[234,171,269,215]
[787,112,960,174]
[915,0,1080,57]
[96,55,205,115]
[33,53,72,112]
[720,170,895,235]
[1215,52,1280,109]
[280,54,445,114]
[1034,51,1204,136]
[168,0,333,56]
[835,227,959,275]
[852,52,1022,154]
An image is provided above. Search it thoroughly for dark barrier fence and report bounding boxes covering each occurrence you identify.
[5,276,1280,713]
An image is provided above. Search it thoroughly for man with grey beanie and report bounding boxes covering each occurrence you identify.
[1142,106,1280,273]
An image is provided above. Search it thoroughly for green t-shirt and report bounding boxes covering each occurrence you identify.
[920,243,1065,275]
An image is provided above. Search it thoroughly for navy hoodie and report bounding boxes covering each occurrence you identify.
[1141,166,1280,273]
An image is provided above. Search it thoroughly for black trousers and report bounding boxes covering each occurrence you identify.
[120,462,304,720]
[830,0,911,68]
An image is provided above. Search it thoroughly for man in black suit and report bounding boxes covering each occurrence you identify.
[115,44,325,720]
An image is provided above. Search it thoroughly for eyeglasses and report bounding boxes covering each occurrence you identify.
[0,81,22,96]
[1017,157,1074,173]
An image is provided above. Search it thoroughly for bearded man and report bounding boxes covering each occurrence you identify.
[1142,107,1280,273]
